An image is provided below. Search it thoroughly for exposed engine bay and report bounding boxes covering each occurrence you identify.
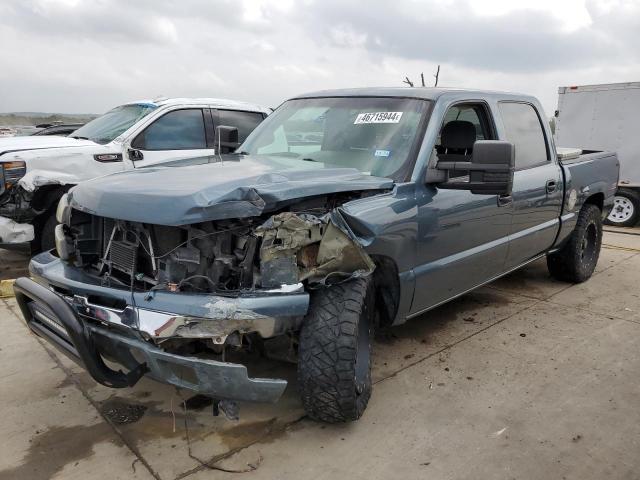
[62,193,376,295]
[0,183,40,243]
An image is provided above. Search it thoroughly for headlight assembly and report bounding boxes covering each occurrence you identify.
[54,224,75,260]
[56,193,72,225]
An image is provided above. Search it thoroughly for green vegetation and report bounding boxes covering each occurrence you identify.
[0,112,97,126]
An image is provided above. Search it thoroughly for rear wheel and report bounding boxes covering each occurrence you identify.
[605,189,640,227]
[547,204,602,283]
[297,277,374,423]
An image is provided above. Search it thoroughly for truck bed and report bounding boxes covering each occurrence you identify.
[557,148,615,165]
[552,149,618,246]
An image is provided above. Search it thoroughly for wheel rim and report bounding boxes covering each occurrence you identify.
[580,222,597,264]
[354,313,371,396]
[607,196,635,223]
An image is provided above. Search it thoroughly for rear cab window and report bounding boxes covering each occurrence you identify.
[498,102,549,170]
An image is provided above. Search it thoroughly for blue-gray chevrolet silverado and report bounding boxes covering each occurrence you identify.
[13,88,619,423]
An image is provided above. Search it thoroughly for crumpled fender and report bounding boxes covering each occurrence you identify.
[255,211,375,287]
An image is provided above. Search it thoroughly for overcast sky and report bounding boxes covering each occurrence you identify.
[1,0,639,116]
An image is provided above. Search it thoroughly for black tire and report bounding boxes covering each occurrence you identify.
[547,204,602,283]
[297,277,374,423]
[605,188,640,227]
[32,211,57,254]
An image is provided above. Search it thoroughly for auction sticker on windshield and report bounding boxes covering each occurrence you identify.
[354,112,403,124]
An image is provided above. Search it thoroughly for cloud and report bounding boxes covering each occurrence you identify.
[0,0,279,45]
[0,0,638,116]
[296,0,628,73]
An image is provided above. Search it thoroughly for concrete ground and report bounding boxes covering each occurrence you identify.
[0,245,29,281]
[1,229,639,480]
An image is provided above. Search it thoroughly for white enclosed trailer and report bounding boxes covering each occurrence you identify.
[555,82,640,226]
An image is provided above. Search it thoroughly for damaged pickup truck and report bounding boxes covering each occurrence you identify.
[0,97,269,250]
[14,88,619,423]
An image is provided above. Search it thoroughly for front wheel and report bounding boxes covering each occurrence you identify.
[297,277,374,423]
[547,204,603,283]
[605,189,640,227]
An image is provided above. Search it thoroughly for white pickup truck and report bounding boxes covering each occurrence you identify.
[0,97,270,250]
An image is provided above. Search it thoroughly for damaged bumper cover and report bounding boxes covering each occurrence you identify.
[16,251,311,402]
[0,215,34,243]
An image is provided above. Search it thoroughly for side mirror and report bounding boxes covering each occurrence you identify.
[128,148,144,161]
[436,140,515,196]
[215,125,239,154]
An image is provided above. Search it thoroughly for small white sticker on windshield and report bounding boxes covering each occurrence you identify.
[354,112,403,124]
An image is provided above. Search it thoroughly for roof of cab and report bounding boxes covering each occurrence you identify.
[124,97,271,114]
[293,86,534,103]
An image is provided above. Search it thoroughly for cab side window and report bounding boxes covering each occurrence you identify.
[436,104,494,177]
[217,110,265,143]
[498,102,549,169]
[133,109,207,150]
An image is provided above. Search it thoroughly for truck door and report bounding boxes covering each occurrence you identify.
[498,102,563,268]
[411,103,512,314]
[128,108,214,167]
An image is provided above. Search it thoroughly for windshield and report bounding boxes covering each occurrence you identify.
[239,97,429,180]
[71,103,157,144]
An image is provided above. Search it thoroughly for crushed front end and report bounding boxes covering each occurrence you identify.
[14,192,375,405]
[0,160,35,244]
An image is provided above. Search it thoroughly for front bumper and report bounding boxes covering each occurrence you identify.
[14,252,312,403]
[0,215,34,244]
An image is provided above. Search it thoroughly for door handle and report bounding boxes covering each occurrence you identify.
[546,179,557,193]
[498,194,512,207]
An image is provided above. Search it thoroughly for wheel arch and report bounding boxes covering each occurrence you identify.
[370,254,401,328]
[30,184,72,216]
[583,192,604,212]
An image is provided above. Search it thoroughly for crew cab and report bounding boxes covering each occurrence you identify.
[13,88,619,423]
[0,97,269,250]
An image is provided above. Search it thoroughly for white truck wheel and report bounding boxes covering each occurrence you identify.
[605,189,640,227]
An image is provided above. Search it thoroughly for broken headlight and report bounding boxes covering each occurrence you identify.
[54,224,75,260]
[0,160,26,191]
[56,193,71,225]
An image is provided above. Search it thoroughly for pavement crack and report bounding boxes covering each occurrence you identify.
[174,415,307,480]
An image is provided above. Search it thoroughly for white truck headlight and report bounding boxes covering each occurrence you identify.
[56,193,71,225]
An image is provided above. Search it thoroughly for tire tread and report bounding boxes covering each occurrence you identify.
[297,277,373,423]
[547,204,602,283]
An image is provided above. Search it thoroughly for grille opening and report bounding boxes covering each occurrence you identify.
[51,285,73,297]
